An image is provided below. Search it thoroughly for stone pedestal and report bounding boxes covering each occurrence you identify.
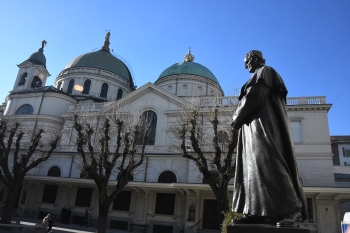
[227,224,310,233]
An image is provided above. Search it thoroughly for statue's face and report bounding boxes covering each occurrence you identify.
[244,55,259,73]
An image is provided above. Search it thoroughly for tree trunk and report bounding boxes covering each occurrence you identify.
[96,210,108,233]
[96,191,112,233]
[216,184,230,223]
[0,184,22,224]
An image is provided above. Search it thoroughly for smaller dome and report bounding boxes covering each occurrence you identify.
[28,48,46,66]
[157,61,219,83]
[156,49,219,84]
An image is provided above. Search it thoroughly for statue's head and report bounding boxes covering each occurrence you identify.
[244,50,265,73]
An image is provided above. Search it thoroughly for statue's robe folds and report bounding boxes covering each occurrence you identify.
[232,66,307,219]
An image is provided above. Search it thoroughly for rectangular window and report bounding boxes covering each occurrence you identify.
[307,198,314,222]
[75,187,93,207]
[290,121,302,143]
[155,193,175,215]
[112,191,132,211]
[41,185,58,203]
[343,147,350,157]
[202,199,221,230]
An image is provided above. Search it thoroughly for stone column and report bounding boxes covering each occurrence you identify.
[134,192,148,223]
[316,199,341,233]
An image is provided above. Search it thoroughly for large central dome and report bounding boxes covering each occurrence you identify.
[65,50,132,82]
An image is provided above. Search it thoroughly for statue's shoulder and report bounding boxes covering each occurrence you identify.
[256,66,285,89]
[258,66,280,78]
[259,66,275,73]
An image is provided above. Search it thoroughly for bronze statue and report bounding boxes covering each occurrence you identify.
[105,31,110,42]
[101,32,111,52]
[188,204,195,222]
[230,50,307,227]
[41,40,47,50]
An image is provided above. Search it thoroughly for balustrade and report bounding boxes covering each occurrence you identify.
[68,96,326,113]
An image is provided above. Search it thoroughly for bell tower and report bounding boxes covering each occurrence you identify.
[12,40,50,92]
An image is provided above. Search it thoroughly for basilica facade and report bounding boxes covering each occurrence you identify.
[0,34,348,233]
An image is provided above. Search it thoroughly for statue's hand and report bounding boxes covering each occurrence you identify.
[229,120,241,130]
[229,119,235,126]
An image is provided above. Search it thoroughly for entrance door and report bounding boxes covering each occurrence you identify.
[202,199,220,230]
[153,225,173,233]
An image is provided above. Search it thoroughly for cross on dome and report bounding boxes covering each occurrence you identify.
[184,48,195,62]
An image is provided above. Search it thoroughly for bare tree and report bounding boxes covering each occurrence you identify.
[169,97,238,222]
[0,119,60,223]
[71,106,152,233]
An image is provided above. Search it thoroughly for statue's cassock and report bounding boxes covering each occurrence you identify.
[232,66,307,219]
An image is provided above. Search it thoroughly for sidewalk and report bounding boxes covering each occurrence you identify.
[17,218,94,233]
[7,217,128,233]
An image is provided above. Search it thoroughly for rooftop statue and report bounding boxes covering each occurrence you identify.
[105,31,110,42]
[41,40,47,50]
[230,50,307,227]
[101,31,111,52]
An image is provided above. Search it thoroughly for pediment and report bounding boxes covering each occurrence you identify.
[102,82,187,113]
[17,61,50,76]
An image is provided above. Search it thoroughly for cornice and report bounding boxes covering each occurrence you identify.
[5,114,64,124]
[155,74,224,95]
[8,90,76,102]
[287,104,332,112]
[55,68,132,90]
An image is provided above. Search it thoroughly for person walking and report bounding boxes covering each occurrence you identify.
[48,213,54,232]
[42,214,49,229]
[80,210,88,228]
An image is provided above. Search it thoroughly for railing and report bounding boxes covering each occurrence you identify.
[67,91,117,102]
[68,102,113,112]
[57,144,179,154]
[286,96,325,105]
[183,96,326,107]
[67,96,327,113]
[182,96,239,107]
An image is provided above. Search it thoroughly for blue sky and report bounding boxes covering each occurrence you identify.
[1,1,349,135]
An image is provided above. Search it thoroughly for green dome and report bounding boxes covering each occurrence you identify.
[28,48,46,66]
[65,50,132,81]
[157,61,219,83]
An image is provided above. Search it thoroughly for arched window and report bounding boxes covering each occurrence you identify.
[18,73,27,86]
[57,81,62,90]
[47,166,61,177]
[82,79,91,95]
[117,88,123,100]
[158,171,177,183]
[67,79,75,94]
[218,131,228,143]
[140,110,157,145]
[100,83,108,98]
[218,131,228,151]
[31,76,42,88]
[15,104,34,115]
